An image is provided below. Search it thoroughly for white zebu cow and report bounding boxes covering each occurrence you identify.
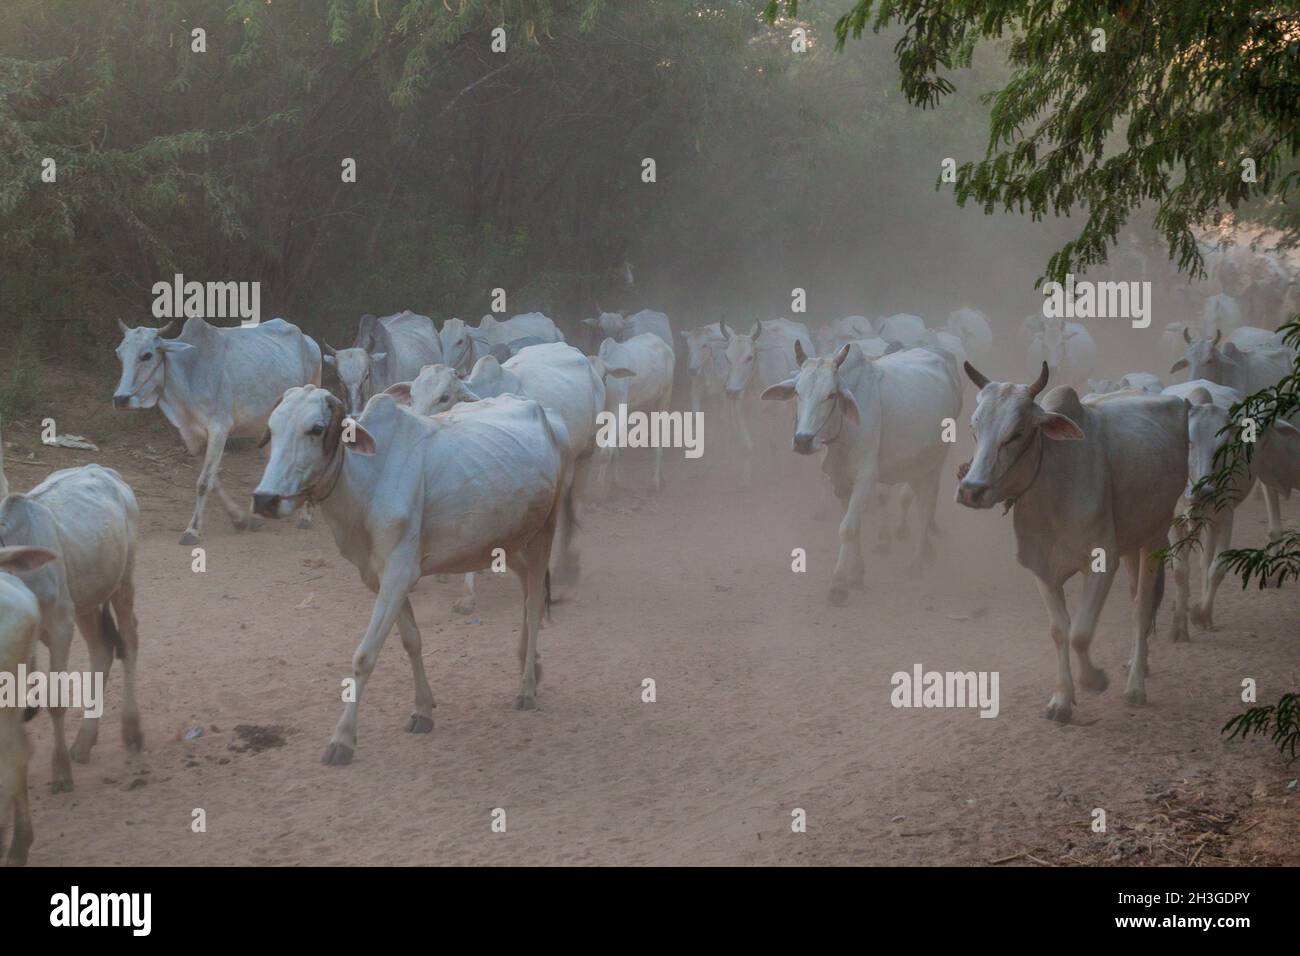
[946,307,994,363]
[1172,330,1298,539]
[399,342,605,611]
[112,317,322,543]
[441,313,563,375]
[680,324,733,415]
[816,315,876,356]
[1159,381,1289,639]
[592,333,676,493]
[1226,325,1287,350]
[324,311,442,414]
[762,342,962,604]
[956,362,1187,721]
[0,465,142,793]
[0,545,55,866]
[722,319,814,489]
[1027,317,1096,389]
[921,329,966,366]
[877,313,927,349]
[584,310,674,351]
[253,386,570,764]
[1087,373,1164,396]
[1201,293,1244,339]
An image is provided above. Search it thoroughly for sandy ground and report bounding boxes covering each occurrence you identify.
[5,396,1298,867]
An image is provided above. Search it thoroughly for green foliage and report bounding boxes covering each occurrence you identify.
[1223,692,1300,762]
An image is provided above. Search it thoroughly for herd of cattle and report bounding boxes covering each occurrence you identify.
[1,256,1299,861]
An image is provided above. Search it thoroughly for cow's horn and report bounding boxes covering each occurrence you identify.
[323,341,338,356]
[1182,326,1192,344]
[1212,329,1221,348]
[794,340,807,366]
[117,318,130,334]
[158,321,178,337]
[1028,360,1049,397]
[963,361,990,390]
[833,343,850,368]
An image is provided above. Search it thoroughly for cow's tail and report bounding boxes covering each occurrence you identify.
[1152,562,1166,613]
[100,604,126,661]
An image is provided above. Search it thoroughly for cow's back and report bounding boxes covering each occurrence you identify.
[24,465,137,609]
[627,310,674,350]
[380,311,442,384]
[869,348,963,477]
[506,342,605,454]
[754,319,812,389]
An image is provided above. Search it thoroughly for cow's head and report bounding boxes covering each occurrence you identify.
[955,361,1083,509]
[760,342,858,455]
[723,321,768,398]
[440,318,476,375]
[1170,329,1223,378]
[323,343,386,415]
[1182,387,1231,503]
[252,385,374,519]
[681,325,729,379]
[402,363,481,417]
[112,321,192,410]
[1037,317,1076,370]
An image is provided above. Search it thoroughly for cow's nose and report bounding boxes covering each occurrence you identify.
[252,493,282,518]
[112,394,130,409]
[793,433,814,455]
[956,480,987,508]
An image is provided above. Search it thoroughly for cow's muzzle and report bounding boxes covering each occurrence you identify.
[955,479,991,509]
[252,493,283,519]
[112,394,131,409]
[793,433,815,455]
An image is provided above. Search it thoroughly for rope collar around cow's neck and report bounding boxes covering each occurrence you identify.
[298,439,346,506]
[1000,429,1046,515]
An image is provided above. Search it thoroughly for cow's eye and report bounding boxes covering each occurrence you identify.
[140,352,153,362]
[308,424,325,436]
[439,393,449,403]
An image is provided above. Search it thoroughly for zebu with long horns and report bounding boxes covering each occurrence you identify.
[955,361,1187,722]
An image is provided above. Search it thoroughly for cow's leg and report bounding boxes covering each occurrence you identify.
[1261,482,1283,542]
[109,575,144,753]
[296,500,314,530]
[1124,546,1162,705]
[452,573,477,615]
[209,473,256,532]
[1035,579,1075,723]
[1167,524,1191,643]
[396,599,435,734]
[68,608,114,765]
[829,472,873,606]
[0,722,33,865]
[733,400,753,490]
[651,392,670,493]
[906,470,940,573]
[181,427,229,545]
[323,553,419,765]
[43,615,76,792]
[894,484,915,541]
[871,486,893,555]
[1194,509,1234,630]
[514,515,557,710]
[1070,559,1117,694]
[554,470,582,584]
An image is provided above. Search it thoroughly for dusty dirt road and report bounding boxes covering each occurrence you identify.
[10,419,1298,866]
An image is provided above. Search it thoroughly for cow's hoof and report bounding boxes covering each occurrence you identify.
[1124,687,1147,706]
[69,738,93,763]
[321,742,354,766]
[1190,605,1215,630]
[1078,667,1108,693]
[827,587,849,607]
[50,778,74,794]
[179,531,200,546]
[1044,698,1073,724]
[514,694,537,711]
[405,714,434,734]
[247,514,265,532]
[1167,621,1190,643]
[452,598,476,615]
[122,717,144,753]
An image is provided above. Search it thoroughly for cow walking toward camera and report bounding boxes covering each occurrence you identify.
[252,386,569,765]
[955,362,1187,721]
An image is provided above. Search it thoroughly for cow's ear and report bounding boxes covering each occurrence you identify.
[1038,411,1083,441]
[384,382,412,403]
[606,366,636,379]
[323,354,336,366]
[460,386,482,402]
[0,545,57,573]
[344,420,377,456]
[157,339,195,354]
[1169,358,1189,374]
[370,352,387,363]
[760,379,797,401]
[837,389,860,425]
